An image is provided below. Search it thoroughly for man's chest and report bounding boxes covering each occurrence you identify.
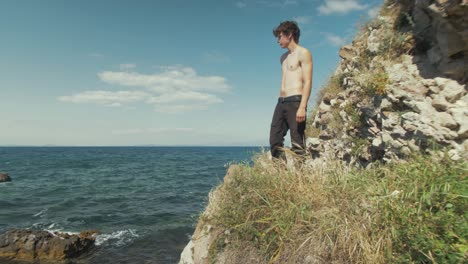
[282,54,301,72]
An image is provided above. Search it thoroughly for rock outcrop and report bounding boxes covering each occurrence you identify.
[307,0,467,166]
[0,172,11,182]
[0,229,98,263]
[412,0,468,83]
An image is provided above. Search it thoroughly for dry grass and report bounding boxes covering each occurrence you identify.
[207,151,467,263]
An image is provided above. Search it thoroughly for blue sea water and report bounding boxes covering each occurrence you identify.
[0,147,262,264]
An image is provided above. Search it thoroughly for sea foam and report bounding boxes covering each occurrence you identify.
[95,229,139,246]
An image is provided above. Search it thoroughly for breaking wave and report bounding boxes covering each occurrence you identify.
[95,229,139,246]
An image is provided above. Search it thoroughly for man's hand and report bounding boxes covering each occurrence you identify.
[296,107,306,123]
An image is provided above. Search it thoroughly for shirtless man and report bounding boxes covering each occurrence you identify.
[270,21,313,159]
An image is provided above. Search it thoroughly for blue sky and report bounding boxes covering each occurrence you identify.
[0,0,383,146]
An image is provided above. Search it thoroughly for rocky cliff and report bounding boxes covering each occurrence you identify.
[309,0,467,166]
[179,0,467,263]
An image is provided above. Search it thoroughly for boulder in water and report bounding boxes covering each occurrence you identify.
[0,172,11,182]
[0,229,98,262]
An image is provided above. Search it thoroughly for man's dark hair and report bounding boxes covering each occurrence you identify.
[273,21,300,43]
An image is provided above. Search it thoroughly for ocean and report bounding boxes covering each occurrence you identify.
[0,146,262,264]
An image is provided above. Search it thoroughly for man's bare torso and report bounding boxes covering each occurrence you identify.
[280,46,306,97]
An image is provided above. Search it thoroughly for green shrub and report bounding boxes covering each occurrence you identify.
[364,71,389,96]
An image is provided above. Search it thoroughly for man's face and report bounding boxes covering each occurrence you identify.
[277,32,291,48]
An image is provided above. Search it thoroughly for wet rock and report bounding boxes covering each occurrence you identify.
[0,229,98,262]
[0,173,11,182]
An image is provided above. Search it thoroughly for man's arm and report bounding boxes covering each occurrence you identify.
[296,49,313,122]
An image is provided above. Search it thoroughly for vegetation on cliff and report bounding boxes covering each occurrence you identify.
[207,152,466,263]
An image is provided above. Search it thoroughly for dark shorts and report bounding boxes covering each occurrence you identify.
[269,95,306,158]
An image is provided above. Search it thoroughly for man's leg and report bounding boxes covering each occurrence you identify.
[270,102,288,159]
[285,102,306,156]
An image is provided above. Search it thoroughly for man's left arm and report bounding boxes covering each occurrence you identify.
[296,49,313,123]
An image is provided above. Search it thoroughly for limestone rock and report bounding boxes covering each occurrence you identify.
[372,137,384,149]
[0,172,11,182]
[432,94,451,111]
[391,125,407,138]
[319,112,333,124]
[319,130,334,140]
[449,103,468,139]
[318,101,331,113]
[401,112,456,144]
[380,98,393,111]
[436,112,458,129]
[306,137,321,149]
[179,240,194,264]
[382,112,400,130]
[413,0,468,82]
[448,149,461,161]
[339,45,356,61]
[438,78,466,103]
[367,29,380,53]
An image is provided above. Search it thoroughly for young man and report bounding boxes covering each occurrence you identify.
[270,21,313,159]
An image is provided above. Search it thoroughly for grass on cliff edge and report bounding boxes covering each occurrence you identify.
[208,153,467,263]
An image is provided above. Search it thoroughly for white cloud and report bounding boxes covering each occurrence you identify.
[58,90,149,107]
[236,2,247,8]
[119,63,136,71]
[98,66,230,94]
[367,6,380,18]
[318,0,367,15]
[323,32,347,46]
[293,16,312,25]
[59,65,230,113]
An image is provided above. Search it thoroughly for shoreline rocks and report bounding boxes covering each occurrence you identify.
[0,229,98,263]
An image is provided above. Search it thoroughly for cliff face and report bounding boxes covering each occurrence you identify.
[180,1,467,263]
[412,0,467,82]
[309,0,467,167]
[179,165,258,264]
